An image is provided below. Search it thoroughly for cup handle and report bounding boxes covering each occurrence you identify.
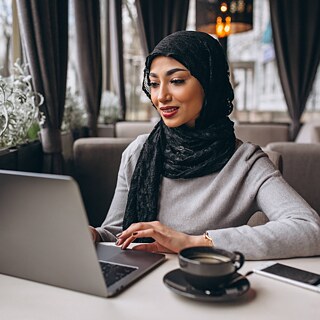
[233,251,245,271]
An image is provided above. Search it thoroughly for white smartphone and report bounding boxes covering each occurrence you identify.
[253,262,320,293]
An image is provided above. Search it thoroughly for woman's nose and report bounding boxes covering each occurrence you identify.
[158,85,171,103]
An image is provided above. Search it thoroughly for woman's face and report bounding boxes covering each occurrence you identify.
[149,56,204,128]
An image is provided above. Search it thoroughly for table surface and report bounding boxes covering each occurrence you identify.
[1,252,320,320]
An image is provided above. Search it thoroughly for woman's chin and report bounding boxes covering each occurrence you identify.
[164,123,179,128]
[161,118,181,128]
[162,119,195,129]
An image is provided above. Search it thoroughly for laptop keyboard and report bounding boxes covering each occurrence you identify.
[99,261,137,287]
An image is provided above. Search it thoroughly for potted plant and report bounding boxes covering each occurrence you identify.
[0,60,44,171]
[62,86,88,140]
[99,90,120,125]
[0,60,44,148]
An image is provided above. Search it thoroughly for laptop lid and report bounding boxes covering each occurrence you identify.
[0,170,165,297]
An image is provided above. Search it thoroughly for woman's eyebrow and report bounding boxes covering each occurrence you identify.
[149,68,188,78]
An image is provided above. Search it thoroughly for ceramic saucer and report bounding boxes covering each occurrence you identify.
[163,269,250,302]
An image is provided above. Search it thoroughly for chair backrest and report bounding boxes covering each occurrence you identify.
[295,121,320,143]
[266,142,320,215]
[73,137,133,226]
[114,121,290,146]
[115,121,155,138]
[235,123,289,147]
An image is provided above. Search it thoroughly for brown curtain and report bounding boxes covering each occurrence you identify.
[103,1,111,92]
[270,0,320,140]
[16,0,68,174]
[108,0,126,120]
[73,0,102,136]
[135,0,190,55]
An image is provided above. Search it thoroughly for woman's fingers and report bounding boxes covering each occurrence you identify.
[120,228,160,250]
[116,221,193,253]
[116,222,159,245]
[120,222,160,238]
[118,232,137,249]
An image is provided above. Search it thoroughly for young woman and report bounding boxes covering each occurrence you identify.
[90,31,320,260]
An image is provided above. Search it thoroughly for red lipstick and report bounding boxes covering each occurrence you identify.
[160,106,179,118]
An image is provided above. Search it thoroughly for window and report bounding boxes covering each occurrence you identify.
[227,0,320,122]
[120,0,320,123]
[3,0,319,124]
[0,0,12,77]
[122,0,158,121]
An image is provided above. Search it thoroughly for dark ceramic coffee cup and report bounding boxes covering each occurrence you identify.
[178,247,245,290]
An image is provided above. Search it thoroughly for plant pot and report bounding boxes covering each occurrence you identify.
[0,147,17,170]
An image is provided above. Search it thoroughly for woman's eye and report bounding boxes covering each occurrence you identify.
[149,82,159,88]
[171,79,185,85]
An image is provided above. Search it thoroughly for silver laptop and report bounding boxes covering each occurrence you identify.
[0,170,166,297]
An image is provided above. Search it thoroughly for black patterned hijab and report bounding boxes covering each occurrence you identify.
[123,31,236,234]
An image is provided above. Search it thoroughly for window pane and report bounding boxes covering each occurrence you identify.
[227,0,288,122]
[227,0,320,122]
[122,0,158,121]
[0,0,12,77]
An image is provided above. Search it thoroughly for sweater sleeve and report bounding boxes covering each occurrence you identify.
[207,157,320,260]
[95,135,148,241]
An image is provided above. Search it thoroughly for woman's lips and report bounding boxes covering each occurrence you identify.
[160,106,179,118]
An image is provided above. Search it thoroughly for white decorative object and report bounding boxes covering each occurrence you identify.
[99,90,120,124]
[0,61,44,148]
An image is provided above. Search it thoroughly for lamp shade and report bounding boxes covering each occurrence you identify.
[196,0,253,38]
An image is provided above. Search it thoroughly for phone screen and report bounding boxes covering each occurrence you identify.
[261,263,320,286]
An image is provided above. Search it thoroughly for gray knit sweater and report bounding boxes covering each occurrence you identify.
[96,134,320,260]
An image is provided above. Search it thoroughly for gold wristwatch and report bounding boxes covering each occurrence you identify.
[204,231,214,246]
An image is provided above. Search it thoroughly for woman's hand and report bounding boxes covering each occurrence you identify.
[89,226,101,243]
[116,221,211,253]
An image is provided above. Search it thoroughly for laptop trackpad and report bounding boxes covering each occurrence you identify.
[96,243,165,269]
[96,243,124,261]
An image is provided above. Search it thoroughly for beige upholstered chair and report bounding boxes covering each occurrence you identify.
[73,138,133,226]
[112,121,290,147]
[295,121,320,143]
[265,142,320,215]
[115,121,155,138]
[234,123,289,147]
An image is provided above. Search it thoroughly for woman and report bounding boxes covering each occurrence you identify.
[90,31,320,260]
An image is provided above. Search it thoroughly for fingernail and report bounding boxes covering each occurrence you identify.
[115,240,120,246]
